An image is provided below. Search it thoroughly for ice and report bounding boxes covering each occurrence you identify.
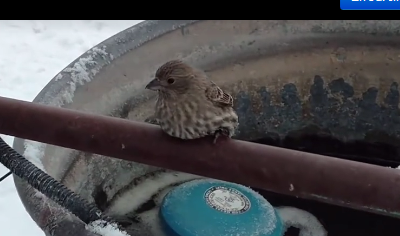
[23,140,46,171]
[106,171,201,216]
[22,45,114,173]
[55,46,107,105]
[86,220,130,236]
[0,20,143,236]
[276,206,327,236]
[23,140,47,200]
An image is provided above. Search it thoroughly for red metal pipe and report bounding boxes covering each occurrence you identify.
[1,96,400,218]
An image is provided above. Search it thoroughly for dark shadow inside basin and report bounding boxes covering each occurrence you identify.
[249,136,400,236]
[253,127,400,167]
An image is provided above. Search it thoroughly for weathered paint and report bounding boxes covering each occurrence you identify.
[234,76,400,143]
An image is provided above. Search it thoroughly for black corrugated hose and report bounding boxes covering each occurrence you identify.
[0,171,11,182]
[0,137,117,226]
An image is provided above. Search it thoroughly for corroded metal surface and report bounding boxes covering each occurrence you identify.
[3,95,400,219]
[10,20,400,235]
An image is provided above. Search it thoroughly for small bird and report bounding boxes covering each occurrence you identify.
[144,59,239,143]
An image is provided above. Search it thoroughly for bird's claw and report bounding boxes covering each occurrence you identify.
[144,115,160,125]
[213,128,230,144]
[213,132,220,144]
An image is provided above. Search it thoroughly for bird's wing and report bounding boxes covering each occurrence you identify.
[205,81,234,107]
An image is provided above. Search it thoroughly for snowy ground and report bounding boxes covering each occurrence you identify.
[0,20,143,236]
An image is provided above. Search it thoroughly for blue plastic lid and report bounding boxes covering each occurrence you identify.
[159,179,284,236]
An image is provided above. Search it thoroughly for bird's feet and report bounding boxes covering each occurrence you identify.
[144,115,160,125]
[213,128,230,144]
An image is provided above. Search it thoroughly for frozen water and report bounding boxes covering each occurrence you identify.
[0,20,143,236]
[23,45,114,175]
[276,206,327,236]
[86,220,130,236]
[106,171,201,216]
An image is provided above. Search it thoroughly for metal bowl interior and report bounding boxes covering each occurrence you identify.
[12,20,400,236]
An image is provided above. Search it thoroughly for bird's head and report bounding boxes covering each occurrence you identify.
[145,60,201,94]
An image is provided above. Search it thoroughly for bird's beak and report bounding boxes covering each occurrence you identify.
[145,78,161,91]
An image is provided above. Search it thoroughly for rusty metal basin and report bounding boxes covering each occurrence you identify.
[12,20,400,236]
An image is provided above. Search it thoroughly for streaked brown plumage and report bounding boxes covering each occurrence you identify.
[144,59,239,143]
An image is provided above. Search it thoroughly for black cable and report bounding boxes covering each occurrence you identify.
[0,137,115,225]
[0,171,11,182]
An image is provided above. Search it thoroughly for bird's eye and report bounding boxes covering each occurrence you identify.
[167,78,175,84]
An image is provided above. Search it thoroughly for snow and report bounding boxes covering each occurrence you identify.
[86,220,130,236]
[23,45,112,173]
[106,171,200,216]
[276,206,327,236]
[0,20,143,236]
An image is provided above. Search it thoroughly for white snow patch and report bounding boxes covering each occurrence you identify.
[396,165,400,169]
[0,20,143,236]
[22,140,48,199]
[86,220,131,236]
[23,140,46,171]
[23,45,110,171]
[54,73,63,81]
[106,172,201,216]
[276,206,327,236]
[54,45,107,106]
